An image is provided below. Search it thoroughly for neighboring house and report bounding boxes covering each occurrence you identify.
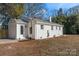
[8,17,63,40]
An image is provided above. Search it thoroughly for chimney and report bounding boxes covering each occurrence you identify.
[49,16,52,22]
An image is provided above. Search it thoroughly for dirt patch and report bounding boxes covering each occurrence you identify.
[0,35,79,55]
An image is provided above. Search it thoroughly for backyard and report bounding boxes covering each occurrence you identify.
[0,35,79,56]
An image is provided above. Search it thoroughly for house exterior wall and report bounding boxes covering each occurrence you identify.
[16,23,27,40]
[8,21,16,39]
[8,19,63,40]
[8,19,28,40]
[35,24,63,39]
[27,20,35,39]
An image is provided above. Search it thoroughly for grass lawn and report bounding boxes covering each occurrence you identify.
[0,35,79,56]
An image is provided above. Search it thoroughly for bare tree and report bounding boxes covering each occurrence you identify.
[24,3,47,19]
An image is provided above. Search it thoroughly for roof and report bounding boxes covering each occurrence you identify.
[28,18,63,26]
[9,19,26,24]
[14,19,26,24]
[10,18,63,26]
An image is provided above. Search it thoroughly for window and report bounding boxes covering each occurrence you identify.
[59,26,62,30]
[41,25,44,29]
[59,26,61,30]
[56,26,57,30]
[21,26,23,34]
[25,25,27,28]
[30,27,32,34]
[47,30,49,37]
[51,25,53,30]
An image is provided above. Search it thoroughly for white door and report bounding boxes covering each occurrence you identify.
[17,25,26,39]
[20,25,25,39]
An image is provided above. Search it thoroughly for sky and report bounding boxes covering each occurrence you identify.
[46,3,79,10]
[23,3,79,18]
[45,3,79,16]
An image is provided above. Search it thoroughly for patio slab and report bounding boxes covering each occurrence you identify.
[0,39,18,44]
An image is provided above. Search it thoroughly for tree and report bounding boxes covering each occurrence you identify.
[0,3,25,18]
[24,3,47,19]
[52,8,66,25]
[52,8,78,34]
[64,15,77,34]
[0,3,25,33]
[6,3,24,18]
[57,8,64,16]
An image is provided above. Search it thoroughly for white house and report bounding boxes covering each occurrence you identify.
[8,18,63,40]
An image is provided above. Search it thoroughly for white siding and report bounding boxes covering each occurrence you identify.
[35,24,63,39]
[8,22,16,39]
[8,20,28,40]
[27,20,35,39]
[8,19,63,40]
[16,24,27,40]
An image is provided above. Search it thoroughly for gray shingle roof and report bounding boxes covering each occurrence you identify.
[13,19,26,24]
[15,19,25,23]
[29,18,63,26]
[11,18,63,26]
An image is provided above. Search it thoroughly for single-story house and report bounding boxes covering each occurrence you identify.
[8,17,63,40]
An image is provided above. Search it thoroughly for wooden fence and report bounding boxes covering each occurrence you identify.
[0,29,8,39]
